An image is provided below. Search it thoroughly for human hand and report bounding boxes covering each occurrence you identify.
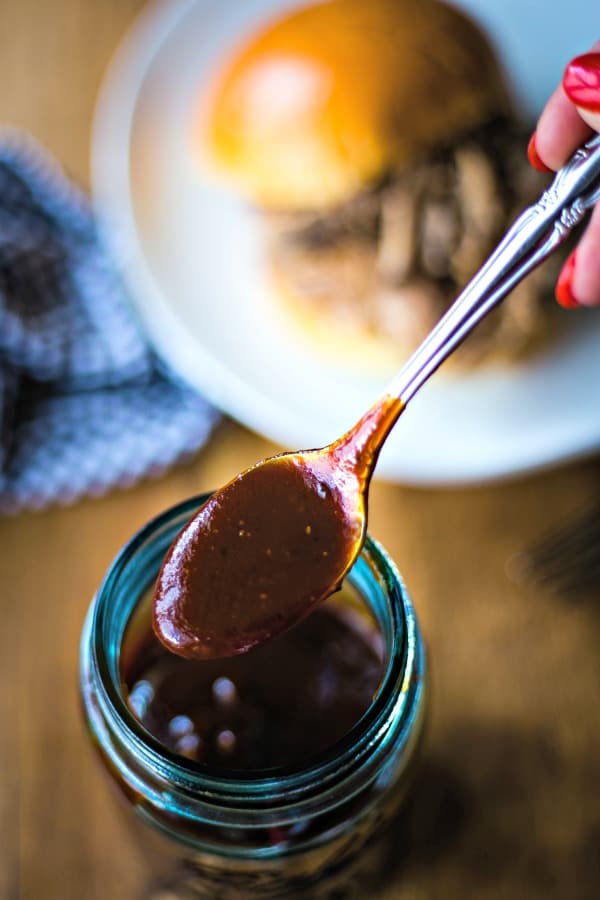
[528,42,600,308]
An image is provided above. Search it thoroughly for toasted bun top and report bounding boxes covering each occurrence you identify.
[202,0,510,210]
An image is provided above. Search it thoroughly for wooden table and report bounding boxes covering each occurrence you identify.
[1,3,599,898]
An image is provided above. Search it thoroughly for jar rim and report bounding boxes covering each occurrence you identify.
[87,494,419,807]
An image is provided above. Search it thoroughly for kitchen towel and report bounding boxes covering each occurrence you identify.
[0,131,219,514]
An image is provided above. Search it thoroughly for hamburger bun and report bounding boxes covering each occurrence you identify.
[204,0,510,210]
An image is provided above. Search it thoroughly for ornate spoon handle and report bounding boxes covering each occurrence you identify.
[388,133,600,405]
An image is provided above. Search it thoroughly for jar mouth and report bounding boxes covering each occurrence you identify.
[89,494,417,800]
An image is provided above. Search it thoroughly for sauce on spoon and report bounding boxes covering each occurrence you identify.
[153,394,402,659]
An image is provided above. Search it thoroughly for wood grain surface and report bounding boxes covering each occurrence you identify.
[1,2,599,899]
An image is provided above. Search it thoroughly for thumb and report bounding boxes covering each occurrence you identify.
[563,51,600,134]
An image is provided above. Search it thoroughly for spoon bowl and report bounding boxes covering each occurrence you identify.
[154,394,402,658]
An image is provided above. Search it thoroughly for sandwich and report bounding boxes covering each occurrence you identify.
[201,0,562,371]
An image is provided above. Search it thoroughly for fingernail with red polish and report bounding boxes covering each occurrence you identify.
[555,250,580,309]
[527,132,553,172]
[563,52,600,112]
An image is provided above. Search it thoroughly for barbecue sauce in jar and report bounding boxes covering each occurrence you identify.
[122,585,385,770]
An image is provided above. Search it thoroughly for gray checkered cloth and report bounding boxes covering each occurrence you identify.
[0,132,219,514]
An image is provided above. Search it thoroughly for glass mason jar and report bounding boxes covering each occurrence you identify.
[80,494,427,899]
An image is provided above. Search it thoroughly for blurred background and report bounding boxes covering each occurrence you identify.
[1,1,599,898]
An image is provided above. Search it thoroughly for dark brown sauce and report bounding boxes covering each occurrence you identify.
[153,394,403,659]
[124,589,384,770]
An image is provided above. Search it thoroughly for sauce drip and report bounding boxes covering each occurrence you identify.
[153,394,403,659]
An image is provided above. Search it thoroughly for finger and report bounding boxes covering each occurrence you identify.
[563,50,600,133]
[534,86,592,170]
[556,205,600,308]
[572,202,600,306]
[532,40,600,170]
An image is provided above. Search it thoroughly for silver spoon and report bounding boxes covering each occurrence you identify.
[154,135,600,660]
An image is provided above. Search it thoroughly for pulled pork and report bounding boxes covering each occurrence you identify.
[264,119,564,366]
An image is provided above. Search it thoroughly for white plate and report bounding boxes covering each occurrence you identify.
[91,0,600,485]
